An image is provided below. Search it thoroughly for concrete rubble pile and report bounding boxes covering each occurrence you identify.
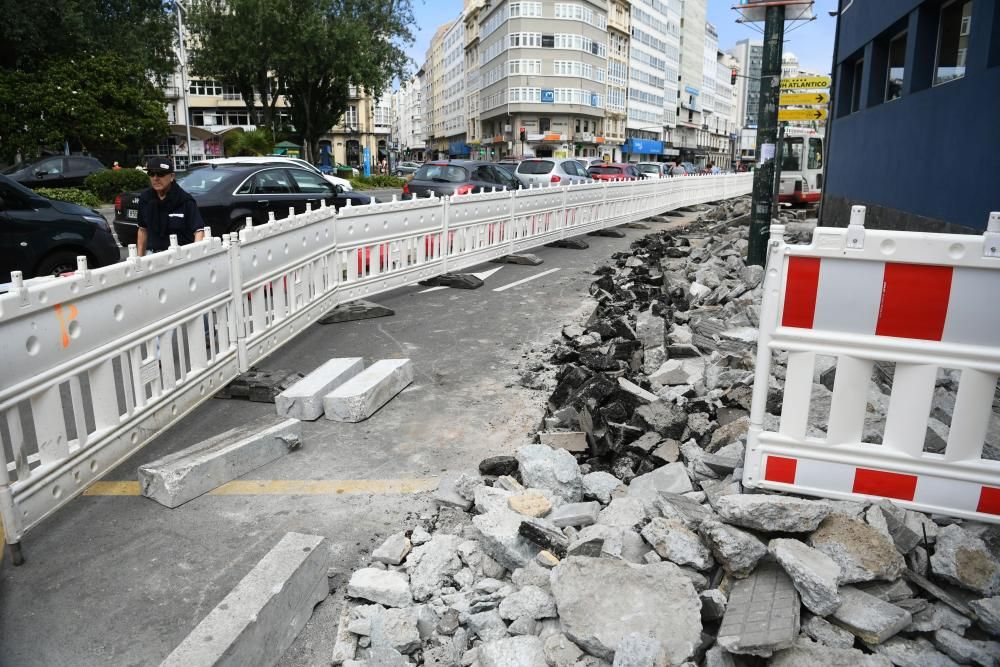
[329,202,1000,666]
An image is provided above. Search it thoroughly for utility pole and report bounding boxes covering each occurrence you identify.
[746,3,787,266]
[175,1,193,170]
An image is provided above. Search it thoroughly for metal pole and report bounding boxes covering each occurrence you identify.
[746,3,786,266]
[772,123,785,211]
[175,2,193,170]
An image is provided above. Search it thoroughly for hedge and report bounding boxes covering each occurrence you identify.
[35,188,102,209]
[348,175,406,190]
[84,168,151,201]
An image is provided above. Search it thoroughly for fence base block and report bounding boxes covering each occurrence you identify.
[418,273,484,289]
[318,300,395,324]
[587,229,627,238]
[491,254,544,266]
[545,239,590,250]
[160,532,330,667]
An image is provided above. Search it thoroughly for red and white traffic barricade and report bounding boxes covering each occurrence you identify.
[744,207,1000,522]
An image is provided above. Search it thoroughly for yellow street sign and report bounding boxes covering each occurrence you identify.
[780,76,831,90]
[778,108,828,121]
[780,92,830,106]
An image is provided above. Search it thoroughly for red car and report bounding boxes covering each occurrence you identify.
[587,163,643,181]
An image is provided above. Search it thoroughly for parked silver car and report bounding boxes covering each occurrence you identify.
[635,162,667,179]
[514,158,593,187]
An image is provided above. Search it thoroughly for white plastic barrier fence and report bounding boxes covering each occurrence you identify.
[0,174,750,556]
[744,207,1000,522]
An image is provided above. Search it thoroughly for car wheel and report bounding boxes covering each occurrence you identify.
[36,250,87,277]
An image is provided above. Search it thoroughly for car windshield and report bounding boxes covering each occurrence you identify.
[590,166,623,175]
[636,164,660,174]
[518,160,555,175]
[1,163,24,175]
[414,164,468,183]
[175,166,241,194]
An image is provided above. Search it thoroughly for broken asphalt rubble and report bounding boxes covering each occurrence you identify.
[332,201,1000,666]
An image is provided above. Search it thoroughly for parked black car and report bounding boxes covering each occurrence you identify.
[401,160,520,198]
[0,174,120,283]
[2,155,107,189]
[113,163,377,246]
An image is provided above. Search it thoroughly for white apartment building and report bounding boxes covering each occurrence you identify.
[438,16,468,155]
[625,0,680,160]
[700,23,736,168]
[674,0,706,165]
[392,75,424,161]
[730,38,763,129]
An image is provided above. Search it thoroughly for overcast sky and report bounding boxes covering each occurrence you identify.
[402,0,837,83]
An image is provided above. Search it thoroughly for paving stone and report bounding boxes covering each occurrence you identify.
[480,455,519,477]
[348,568,413,608]
[970,597,1000,636]
[768,538,842,616]
[700,589,728,622]
[634,401,689,440]
[138,418,302,508]
[650,358,705,387]
[582,472,625,504]
[617,378,658,404]
[906,602,972,634]
[699,519,767,578]
[543,633,584,667]
[368,607,422,653]
[930,524,1000,596]
[641,518,714,571]
[656,492,714,530]
[508,492,553,518]
[597,497,648,530]
[859,579,915,602]
[161,532,329,667]
[627,462,694,502]
[549,502,601,527]
[770,637,891,667]
[516,444,584,503]
[802,614,855,649]
[467,609,510,642]
[436,472,474,511]
[408,534,464,602]
[635,310,666,350]
[702,645,736,667]
[319,356,411,422]
[715,495,831,533]
[473,509,542,571]
[933,629,1000,667]
[611,633,667,667]
[707,416,750,451]
[332,605,359,665]
[808,515,906,584]
[601,528,652,564]
[373,532,412,566]
[275,357,364,420]
[538,431,589,453]
[498,585,557,620]
[650,440,681,465]
[318,299,395,324]
[476,485,515,514]
[519,517,569,557]
[550,557,702,663]
[873,636,961,667]
[870,500,921,555]
[496,475,525,492]
[717,561,800,657]
[830,586,911,645]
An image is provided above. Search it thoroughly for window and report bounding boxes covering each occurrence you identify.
[344,106,358,128]
[934,0,973,85]
[808,138,823,170]
[886,31,907,101]
[539,117,551,132]
[850,59,864,113]
[289,169,332,194]
[781,138,803,171]
[542,34,555,48]
[252,170,293,195]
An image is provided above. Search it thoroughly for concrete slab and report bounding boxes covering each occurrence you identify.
[138,418,302,508]
[276,357,365,420]
[160,532,329,667]
[538,431,588,453]
[717,561,801,657]
[323,359,414,422]
[318,300,395,325]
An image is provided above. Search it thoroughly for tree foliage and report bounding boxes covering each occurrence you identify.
[185,0,414,162]
[0,0,175,160]
[223,129,275,156]
[0,55,169,161]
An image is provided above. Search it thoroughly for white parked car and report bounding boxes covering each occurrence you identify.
[189,156,353,191]
[635,162,667,179]
[514,158,592,187]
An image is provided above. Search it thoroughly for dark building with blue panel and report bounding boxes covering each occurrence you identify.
[824,0,1000,232]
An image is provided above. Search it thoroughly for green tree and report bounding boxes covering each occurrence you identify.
[223,128,274,156]
[184,0,287,132]
[185,0,414,162]
[0,54,168,161]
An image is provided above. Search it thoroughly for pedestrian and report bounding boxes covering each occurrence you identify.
[711,162,721,174]
[112,161,122,171]
[136,157,205,256]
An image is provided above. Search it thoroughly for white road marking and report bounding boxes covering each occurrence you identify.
[418,285,450,293]
[493,268,562,292]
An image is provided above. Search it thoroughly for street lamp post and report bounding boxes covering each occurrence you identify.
[175,1,193,170]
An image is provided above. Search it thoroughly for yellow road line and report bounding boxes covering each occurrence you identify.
[83,478,439,497]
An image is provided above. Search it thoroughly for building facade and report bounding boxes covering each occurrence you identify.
[824,0,999,232]
[674,0,707,165]
[625,0,678,161]
[392,74,425,161]
[319,86,392,171]
[605,0,631,161]
[730,38,763,129]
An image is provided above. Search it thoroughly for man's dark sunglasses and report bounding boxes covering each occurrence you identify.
[148,170,172,177]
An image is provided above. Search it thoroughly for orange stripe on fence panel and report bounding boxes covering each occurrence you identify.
[781,257,821,329]
[875,263,952,341]
[852,467,918,501]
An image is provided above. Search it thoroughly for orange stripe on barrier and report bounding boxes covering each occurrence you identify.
[764,456,797,484]
[781,257,820,329]
[852,467,917,501]
[977,487,1000,515]
[875,263,952,341]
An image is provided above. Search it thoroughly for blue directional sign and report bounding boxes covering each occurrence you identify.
[363,146,371,177]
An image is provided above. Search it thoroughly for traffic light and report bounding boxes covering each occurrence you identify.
[731,68,738,85]
[519,127,526,142]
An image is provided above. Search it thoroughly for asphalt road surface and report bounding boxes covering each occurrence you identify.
[0,206,709,667]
